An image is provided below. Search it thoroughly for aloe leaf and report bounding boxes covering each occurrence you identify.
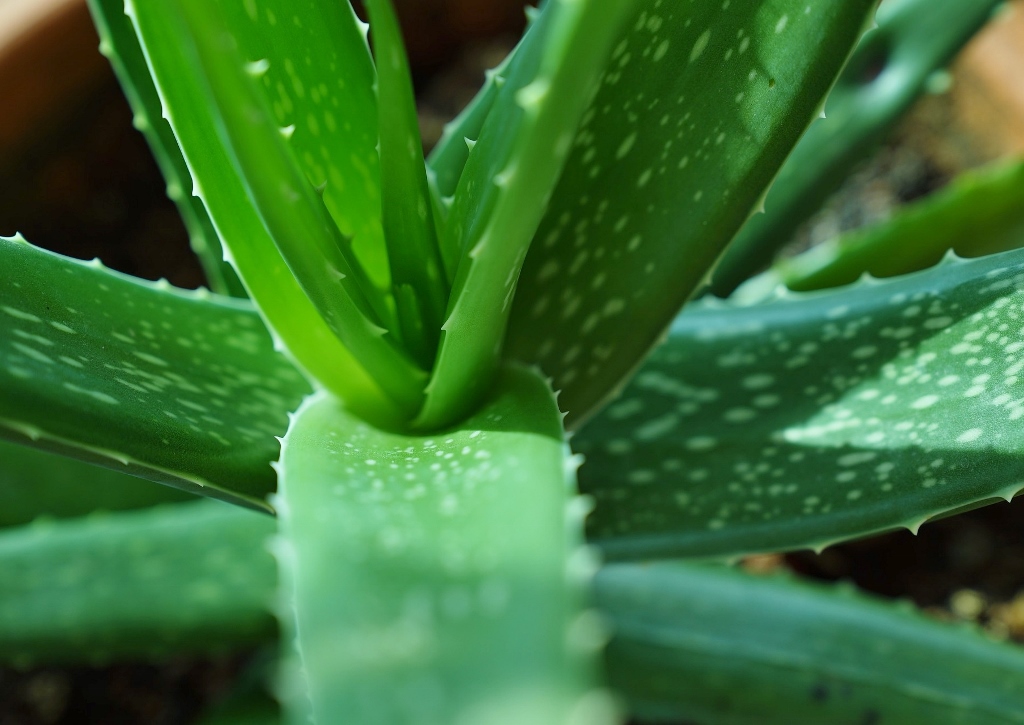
[598,562,1024,724]
[170,0,428,418]
[505,0,879,429]
[708,0,1004,296]
[86,0,244,298]
[424,8,537,228]
[0,237,309,510]
[208,0,389,291]
[0,499,276,665]
[363,0,448,367]
[0,442,191,528]
[576,246,1024,559]
[13,501,1024,725]
[760,159,1024,293]
[415,0,641,430]
[276,367,610,725]
[118,0,399,423]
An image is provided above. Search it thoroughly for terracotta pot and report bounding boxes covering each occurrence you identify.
[0,0,107,155]
[952,1,1024,155]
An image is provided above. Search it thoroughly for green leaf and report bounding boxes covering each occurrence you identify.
[0,442,191,528]
[0,499,276,665]
[12,501,1024,725]
[416,0,641,430]
[761,159,1024,293]
[425,9,537,228]
[365,0,448,367]
[198,0,390,292]
[577,246,1024,559]
[598,562,1024,724]
[0,237,309,510]
[276,367,611,724]
[504,0,879,428]
[121,0,400,423]
[709,0,1005,296]
[87,0,245,298]
[170,0,428,419]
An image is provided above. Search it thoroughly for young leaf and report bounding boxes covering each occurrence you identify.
[709,0,1005,296]
[87,0,245,298]
[117,0,400,423]
[576,246,1024,559]
[206,0,390,291]
[599,562,1024,724]
[276,367,611,725]
[763,159,1024,293]
[0,442,191,528]
[0,499,276,665]
[169,0,428,418]
[0,237,309,510]
[416,0,641,430]
[364,0,448,367]
[503,0,879,428]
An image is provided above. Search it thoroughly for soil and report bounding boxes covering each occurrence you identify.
[2,2,1023,723]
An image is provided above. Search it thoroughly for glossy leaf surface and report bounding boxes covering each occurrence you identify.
[506,0,878,428]
[416,0,639,429]
[578,247,1024,559]
[277,368,608,724]
[0,237,309,510]
[119,0,398,421]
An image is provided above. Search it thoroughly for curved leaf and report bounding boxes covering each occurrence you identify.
[276,367,611,724]
[0,499,276,665]
[599,562,1024,724]
[416,0,640,429]
[0,237,309,510]
[87,0,244,297]
[761,159,1024,293]
[120,0,399,422]
[708,0,1004,296]
[577,247,1024,559]
[505,0,878,428]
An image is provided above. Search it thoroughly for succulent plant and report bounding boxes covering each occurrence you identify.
[2,0,1024,722]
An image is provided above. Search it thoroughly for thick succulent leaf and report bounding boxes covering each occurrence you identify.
[505,0,879,428]
[0,499,276,665]
[202,0,389,291]
[0,442,191,528]
[87,0,244,297]
[709,0,1003,296]
[0,237,309,510]
[577,246,1024,560]
[13,501,1024,725]
[170,0,428,418]
[598,562,1024,724]
[416,0,640,430]
[760,159,1024,293]
[121,0,399,423]
[276,367,611,725]
[365,0,448,367]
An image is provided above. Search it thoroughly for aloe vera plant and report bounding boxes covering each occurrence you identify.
[3,0,1024,722]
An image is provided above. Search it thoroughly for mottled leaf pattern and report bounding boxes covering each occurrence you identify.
[0,237,309,509]
[578,247,1024,559]
[506,0,878,427]
[276,368,610,725]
